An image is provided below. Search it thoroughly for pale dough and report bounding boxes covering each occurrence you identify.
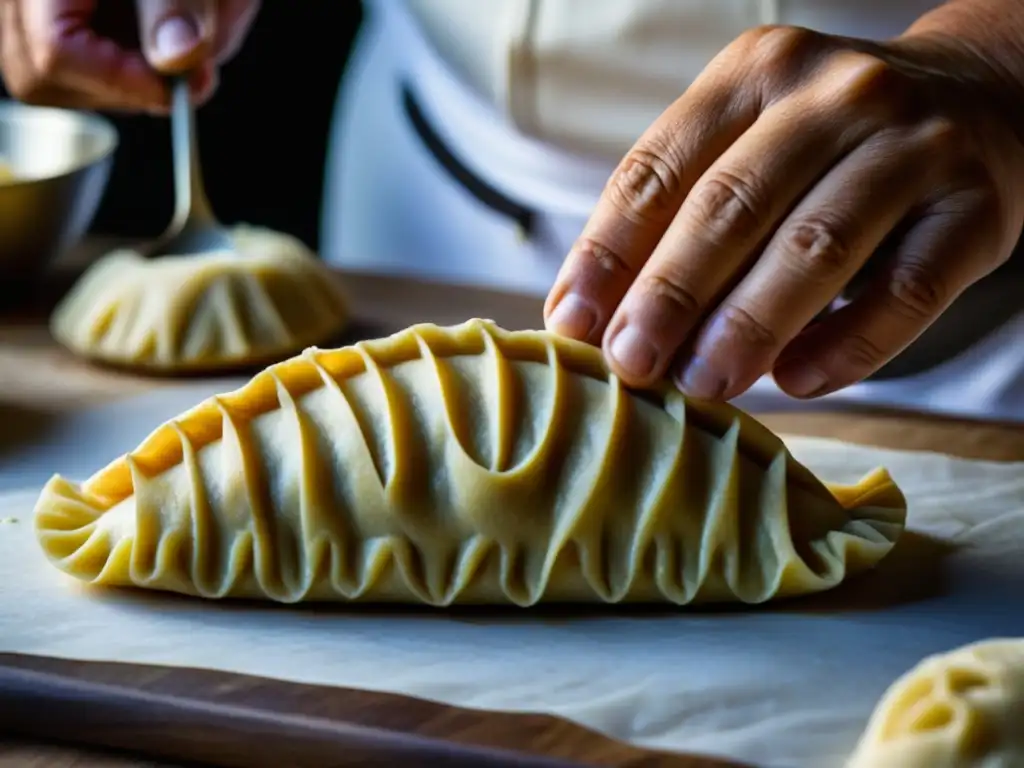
[849,639,1024,768]
[33,318,906,606]
[50,224,349,373]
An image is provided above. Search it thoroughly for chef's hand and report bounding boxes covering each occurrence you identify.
[0,0,260,112]
[544,17,1024,401]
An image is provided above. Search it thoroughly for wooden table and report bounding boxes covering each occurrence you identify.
[3,267,1022,768]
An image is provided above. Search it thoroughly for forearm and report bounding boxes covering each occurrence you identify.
[898,0,1024,139]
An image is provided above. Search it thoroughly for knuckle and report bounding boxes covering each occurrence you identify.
[828,53,907,119]
[606,146,682,225]
[839,53,897,96]
[835,332,888,372]
[724,26,826,103]
[734,24,777,46]
[746,25,821,73]
[686,170,767,243]
[777,216,852,283]
[915,116,965,156]
[885,262,947,320]
[717,304,778,351]
[641,274,704,318]
[733,24,783,55]
[746,24,807,55]
[572,237,634,277]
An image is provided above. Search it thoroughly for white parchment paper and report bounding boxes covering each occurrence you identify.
[2,384,1023,768]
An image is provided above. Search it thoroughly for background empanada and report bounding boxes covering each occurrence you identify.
[848,638,1024,767]
[35,319,906,606]
[51,224,348,373]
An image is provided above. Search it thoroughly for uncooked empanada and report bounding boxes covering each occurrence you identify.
[51,224,348,373]
[848,639,1024,767]
[34,318,906,606]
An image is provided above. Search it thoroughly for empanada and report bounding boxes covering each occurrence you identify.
[848,639,1024,767]
[51,224,348,373]
[34,319,906,606]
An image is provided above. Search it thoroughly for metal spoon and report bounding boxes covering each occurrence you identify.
[149,76,233,257]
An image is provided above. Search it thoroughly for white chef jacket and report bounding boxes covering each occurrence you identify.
[403,0,941,159]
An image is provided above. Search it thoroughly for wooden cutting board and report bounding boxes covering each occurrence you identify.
[0,653,742,767]
[2,264,1022,768]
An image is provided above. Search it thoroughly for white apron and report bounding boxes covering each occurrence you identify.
[321,0,1024,424]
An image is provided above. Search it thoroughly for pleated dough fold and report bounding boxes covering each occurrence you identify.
[848,639,1024,767]
[35,319,906,606]
[51,225,349,373]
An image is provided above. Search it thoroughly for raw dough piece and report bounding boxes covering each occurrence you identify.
[50,224,349,373]
[848,639,1024,768]
[34,318,906,606]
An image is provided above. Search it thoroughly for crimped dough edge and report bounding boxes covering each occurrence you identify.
[35,318,907,606]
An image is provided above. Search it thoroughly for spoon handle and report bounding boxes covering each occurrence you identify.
[169,76,215,227]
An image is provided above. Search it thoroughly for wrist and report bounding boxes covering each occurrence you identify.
[895,0,1024,142]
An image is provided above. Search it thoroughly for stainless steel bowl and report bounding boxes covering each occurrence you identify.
[0,101,118,280]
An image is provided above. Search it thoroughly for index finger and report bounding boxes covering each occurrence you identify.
[21,0,168,110]
[543,49,760,345]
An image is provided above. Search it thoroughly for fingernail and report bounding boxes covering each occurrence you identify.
[608,325,658,379]
[677,356,727,400]
[546,293,598,340]
[775,359,830,398]
[153,16,200,63]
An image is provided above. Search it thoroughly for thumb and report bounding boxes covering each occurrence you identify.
[136,0,217,73]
